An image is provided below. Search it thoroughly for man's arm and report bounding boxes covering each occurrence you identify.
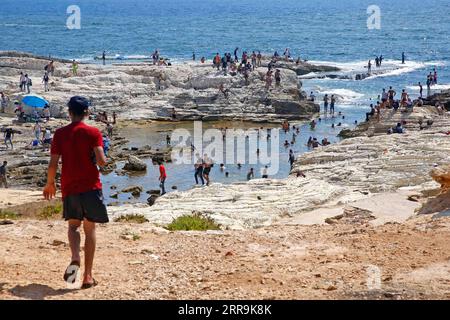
[43,154,60,200]
[94,146,107,167]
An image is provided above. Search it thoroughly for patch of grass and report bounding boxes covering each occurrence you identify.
[120,230,141,241]
[38,203,63,220]
[132,234,141,241]
[0,210,20,220]
[166,211,221,231]
[114,214,148,224]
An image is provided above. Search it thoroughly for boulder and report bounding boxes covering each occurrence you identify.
[147,189,161,195]
[147,195,159,206]
[123,155,147,171]
[121,185,143,194]
[431,165,450,192]
[272,100,319,116]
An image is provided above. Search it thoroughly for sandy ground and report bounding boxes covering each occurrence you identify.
[0,189,43,207]
[1,213,450,300]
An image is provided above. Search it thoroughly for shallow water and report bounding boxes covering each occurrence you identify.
[101,116,360,204]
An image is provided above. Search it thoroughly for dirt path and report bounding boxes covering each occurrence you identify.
[1,215,450,300]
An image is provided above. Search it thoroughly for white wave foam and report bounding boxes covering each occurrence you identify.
[314,88,365,104]
[308,59,442,80]
[406,84,450,91]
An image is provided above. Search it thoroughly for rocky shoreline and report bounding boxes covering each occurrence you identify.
[0,51,333,122]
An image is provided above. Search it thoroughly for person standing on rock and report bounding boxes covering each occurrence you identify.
[251,51,257,70]
[289,149,295,169]
[158,161,167,195]
[257,51,262,67]
[4,128,14,149]
[213,53,221,70]
[0,161,8,188]
[72,60,78,76]
[221,54,228,75]
[33,121,41,140]
[275,69,281,87]
[42,71,50,92]
[388,86,396,107]
[25,74,32,94]
[102,51,106,66]
[234,47,239,62]
[323,94,329,114]
[330,94,336,115]
[367,60,372,74]
[265,70,273,90]
[19,72,26,92]
[43,96,108,289]
[106,122,113,138]
[1,92,9,113]
[418,82,423,98]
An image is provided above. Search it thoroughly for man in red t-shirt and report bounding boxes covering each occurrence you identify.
[43,96,107,289]
[159,161,167,195]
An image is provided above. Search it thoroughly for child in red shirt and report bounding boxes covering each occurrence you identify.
[159,162,167,195]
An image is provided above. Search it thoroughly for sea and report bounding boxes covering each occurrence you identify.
[1,0,449,202]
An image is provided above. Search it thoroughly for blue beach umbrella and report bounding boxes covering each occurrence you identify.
[22,95,49,108]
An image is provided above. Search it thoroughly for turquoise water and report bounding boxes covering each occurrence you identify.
[1,0,449,201]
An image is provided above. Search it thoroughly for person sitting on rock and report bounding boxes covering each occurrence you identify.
[219,84,230,98]
[366,104,375,121]
[393,122,404,134]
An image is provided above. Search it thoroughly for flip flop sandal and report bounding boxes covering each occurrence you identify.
[63,261,80,284]
[81,278,98,290]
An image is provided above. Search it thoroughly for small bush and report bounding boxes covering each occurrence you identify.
[0,210,20,220]
[120,230,141,241]
[38,203,63,220]
[166,212,221,231]
[114,214,148,224]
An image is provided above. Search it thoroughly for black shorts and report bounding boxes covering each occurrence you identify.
[63,190,109,223]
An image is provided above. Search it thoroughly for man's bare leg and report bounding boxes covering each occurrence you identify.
[68,219,81,263]
[82,219,96,285]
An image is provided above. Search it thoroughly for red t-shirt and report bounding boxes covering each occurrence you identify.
[159,165,167,179]
[51,121,103,198]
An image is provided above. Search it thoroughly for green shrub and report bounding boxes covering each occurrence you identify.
[166,212,220,231]
[38,203,63,220]
[0,210,20,220]
[114,214,148,224]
